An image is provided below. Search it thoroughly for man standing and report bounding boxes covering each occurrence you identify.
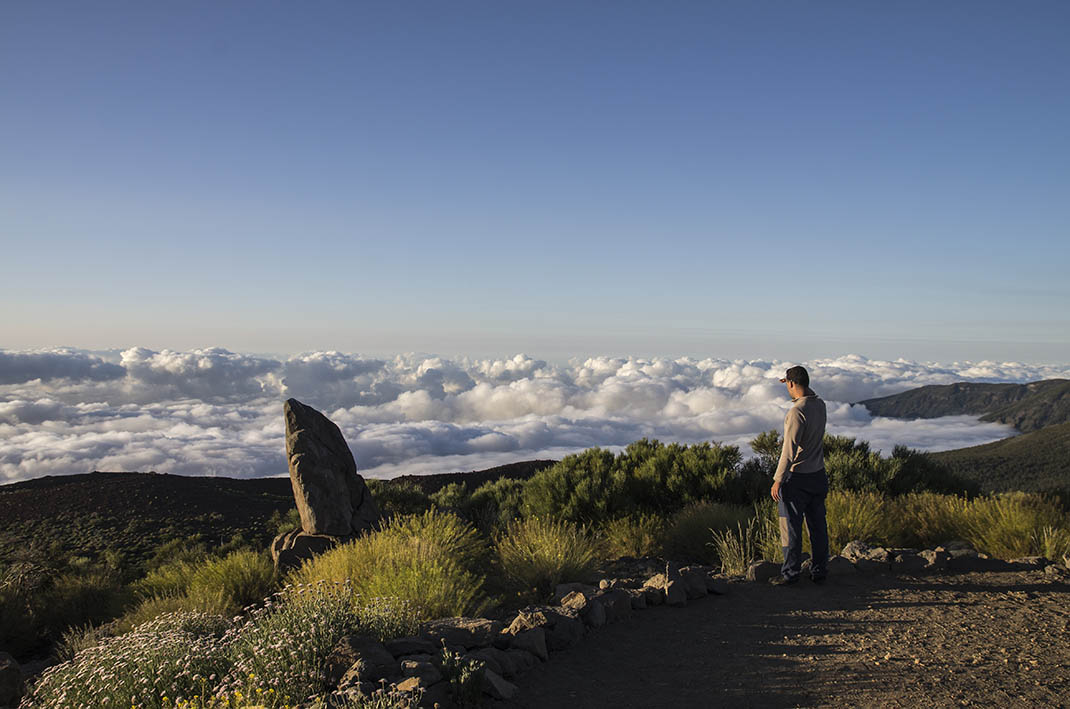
[770,365,829,585]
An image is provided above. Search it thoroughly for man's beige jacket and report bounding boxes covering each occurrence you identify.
[774,392,827,483]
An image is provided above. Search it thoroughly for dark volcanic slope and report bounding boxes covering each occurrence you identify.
[930,421,1070,496]
[390,459,556,494]
[857,379,1070,433]
[0,472,296,564]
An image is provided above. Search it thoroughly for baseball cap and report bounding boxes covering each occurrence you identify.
[779,365,809,386]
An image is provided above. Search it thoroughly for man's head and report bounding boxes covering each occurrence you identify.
[779,365,810,398]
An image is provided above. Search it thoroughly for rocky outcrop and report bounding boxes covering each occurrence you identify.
[284,398,379,536]
[271,398,380,570]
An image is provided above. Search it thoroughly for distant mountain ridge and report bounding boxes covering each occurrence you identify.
[857,379,1070,433]
[930,421,1070,497]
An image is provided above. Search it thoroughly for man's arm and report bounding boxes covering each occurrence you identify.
[771,409,802,501]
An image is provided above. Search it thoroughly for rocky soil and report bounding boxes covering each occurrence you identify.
[498,569,1070,708]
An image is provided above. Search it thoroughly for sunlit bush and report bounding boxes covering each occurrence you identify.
[291,509,488,619]
[602,512,667,559]
[496,517,598,597]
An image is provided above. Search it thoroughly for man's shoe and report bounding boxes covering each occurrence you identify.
[769,575,799,586]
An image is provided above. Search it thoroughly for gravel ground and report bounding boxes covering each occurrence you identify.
[497,569,1070,708]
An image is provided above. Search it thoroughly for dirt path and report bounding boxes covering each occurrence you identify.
[496,570,1070,708]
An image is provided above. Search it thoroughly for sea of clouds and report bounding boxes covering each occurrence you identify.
[2,347,1068,484]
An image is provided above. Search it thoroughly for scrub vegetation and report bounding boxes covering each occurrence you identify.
[4,432,1069,707]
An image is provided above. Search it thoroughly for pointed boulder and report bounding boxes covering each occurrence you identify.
[284,398,379,537]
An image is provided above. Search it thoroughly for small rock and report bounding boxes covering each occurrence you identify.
[746,560,780,583]
[643,586,665,606]
[401,659,443,685]
[826,555,857,575]
[625,587,648,609]
[327,636,400,686]
[919,549,950,571]
[421,617,504,649]
[599,578,611,590]
[679,566,709,599]
[472,646,517,678]
[553,582,597,603]
[891,551,929,574]
[600,589,634,622]
[385,636,439,657]
[510,628,548,662]
[482,668,518,700]
[506,648,539,675]
[1009,556,1049,571]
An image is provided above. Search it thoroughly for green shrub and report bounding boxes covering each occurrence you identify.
[186,550,276,617]
[462,477,526,533]
[616,439,746,512]
[1033,525,1070,562]
[113,595,198,634]
[962,493,1066,559]
[602,513,667,559]
[431,482,470,509]
[134,559,199,600]
[752,500,783,562]
[496,517,599,597]
[825,490,887,553]
[23,611,232,709]
[663,502,751,564]
[221,581,418,704]
[885,493,969,548]
[292,509,488,619]
[709,517,764,575]
[367,480,433,518]
[37,570,129,639]
[521,447,623,522]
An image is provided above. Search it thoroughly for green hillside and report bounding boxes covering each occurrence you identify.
[858,379,1070,433]
[931,421,1070,498]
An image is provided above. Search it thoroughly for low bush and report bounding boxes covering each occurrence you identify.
[884,493,969,548]
[113,594,198,635]
[36,570,129,641]
[292,509,488,619]
[824,490,886,554]
[1033,525,1070,562]
[521,447,623,523]
[134,559,199,600]
[366,480,433,518]
[962,493,1067,559]
[602,513,667,559]
[708,517,764,575]
[663,502,751,564]
[185,550,276,617]
[496,517,599,597]
[430,482,470,510]
[462,477,526,533]
[220,581,418,704]
[23,611,233,709]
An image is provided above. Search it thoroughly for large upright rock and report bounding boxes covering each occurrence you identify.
[284,398,380,537]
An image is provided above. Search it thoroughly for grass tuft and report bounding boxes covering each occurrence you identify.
[495,517,599,597]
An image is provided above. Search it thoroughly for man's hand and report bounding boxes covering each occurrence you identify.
[771,480,781,502]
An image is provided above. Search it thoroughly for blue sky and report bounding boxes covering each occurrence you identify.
[3,2,1068,362]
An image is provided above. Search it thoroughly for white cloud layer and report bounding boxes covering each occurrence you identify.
[2,348,1067,483]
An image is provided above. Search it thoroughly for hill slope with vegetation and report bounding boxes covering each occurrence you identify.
[931,421,1070,497]
[857,379,1070,432]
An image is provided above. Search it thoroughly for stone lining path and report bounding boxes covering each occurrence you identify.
[495,570,1070,708]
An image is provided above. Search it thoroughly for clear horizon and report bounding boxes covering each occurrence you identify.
[3,3,1070,361]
